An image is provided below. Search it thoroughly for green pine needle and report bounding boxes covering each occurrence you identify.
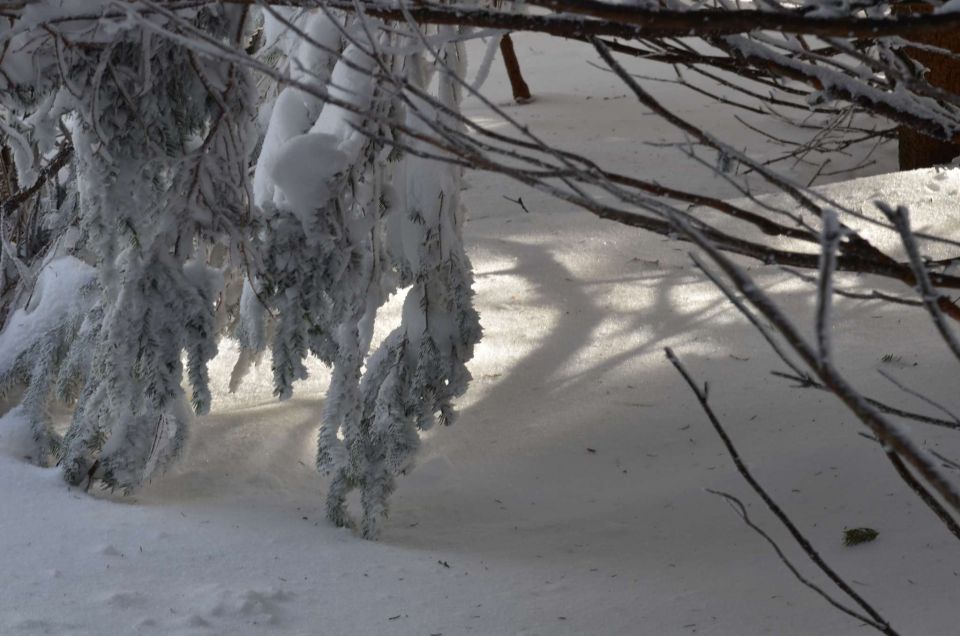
[843,527,879,546]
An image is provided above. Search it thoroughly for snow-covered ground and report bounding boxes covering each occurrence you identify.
[3,33,960,635]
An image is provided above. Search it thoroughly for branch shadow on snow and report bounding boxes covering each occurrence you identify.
[376,214,960,593]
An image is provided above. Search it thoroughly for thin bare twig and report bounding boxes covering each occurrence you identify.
[665,347,895,634]
[877,368,960,428]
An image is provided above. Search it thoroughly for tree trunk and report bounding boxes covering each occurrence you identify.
[499,34,532,104]
[897,4,960,170]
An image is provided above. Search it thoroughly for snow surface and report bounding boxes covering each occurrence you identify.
[0,256,95,382]
[3,34,960,635]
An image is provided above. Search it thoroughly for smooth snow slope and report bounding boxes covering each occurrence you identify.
[3,33,960,636]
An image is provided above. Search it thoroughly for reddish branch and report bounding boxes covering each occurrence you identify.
[0,142,73,217]
[157,1,960,41]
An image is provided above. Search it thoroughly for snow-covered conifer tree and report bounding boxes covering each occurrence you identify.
[239,11,481,537]
[0,3,257,490]
[66,6,256,491]
[335,32,482,538]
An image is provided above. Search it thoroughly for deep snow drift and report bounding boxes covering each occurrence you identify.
[2,33,960,636]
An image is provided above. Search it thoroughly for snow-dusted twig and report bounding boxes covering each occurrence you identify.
[707,489,889,631]
[690,252,960,429]
[858,432,960,542]
[816,210,841,368]
[932,450,960,473]
[772,370,960,431]
[879,203,960,367]
[884,449,960,542]
[690,253,813,385]
[780,268,923,308]
[877,368,960,428]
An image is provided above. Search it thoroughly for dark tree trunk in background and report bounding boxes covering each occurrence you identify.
[897,4,960,170]
[499,34,532,104]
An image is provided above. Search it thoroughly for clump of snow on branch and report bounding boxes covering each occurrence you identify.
[238,11,481,537]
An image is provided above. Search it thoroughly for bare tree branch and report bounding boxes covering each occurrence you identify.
[665,347,896,635]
